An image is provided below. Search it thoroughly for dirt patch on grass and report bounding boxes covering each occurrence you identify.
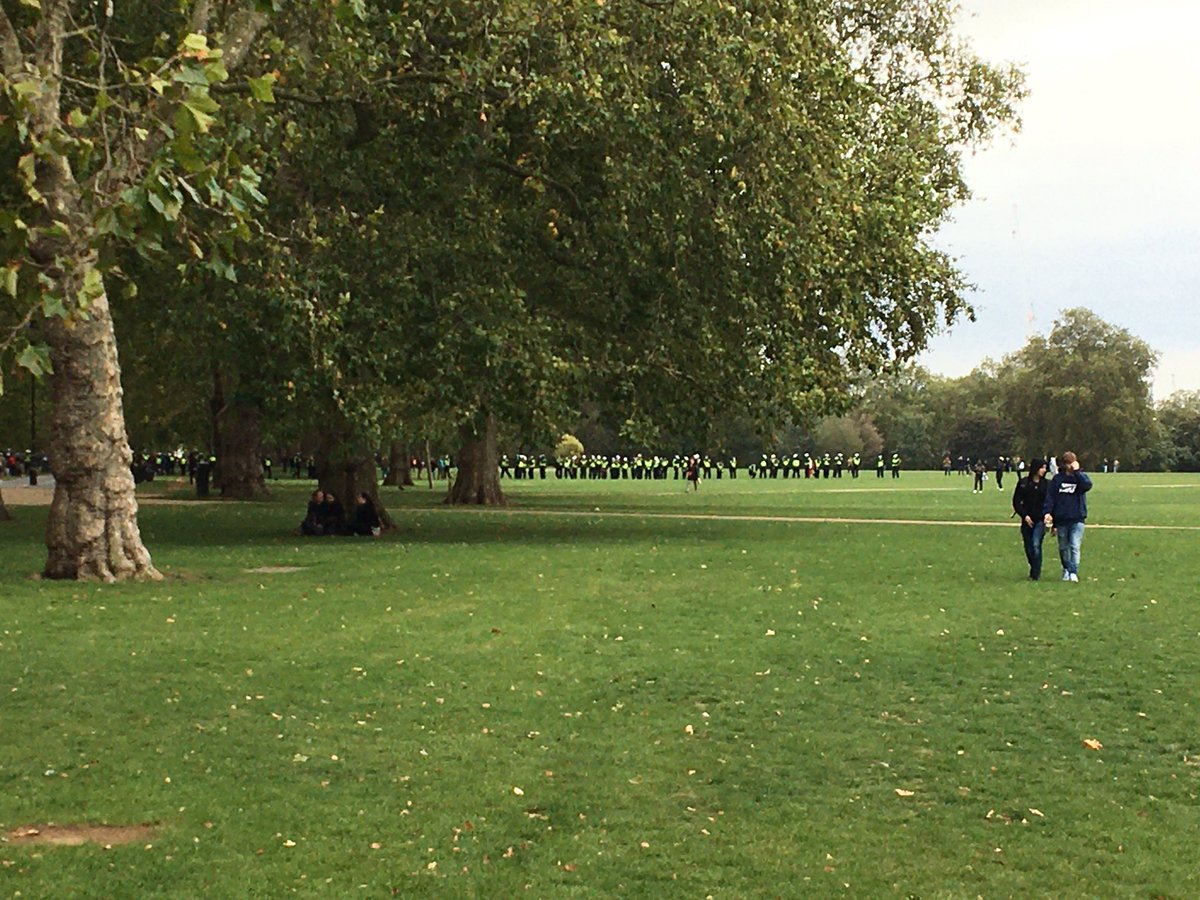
[4,823,159,847]
[0,486,53,506]
[1,486,204,507]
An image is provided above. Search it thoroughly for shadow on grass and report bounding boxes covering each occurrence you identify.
[132,494,764,550]
[0,486,801,562]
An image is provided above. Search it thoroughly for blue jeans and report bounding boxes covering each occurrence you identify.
[1056,521,1085,576]
[1020,520,1045,579]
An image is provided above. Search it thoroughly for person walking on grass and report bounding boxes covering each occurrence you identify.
[1012,458,1049,580]
[685,454,701,491]
[972,459,986,493]
[1043,450,1093,583]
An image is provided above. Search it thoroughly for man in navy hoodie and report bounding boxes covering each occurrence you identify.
[1043,451,1093,583]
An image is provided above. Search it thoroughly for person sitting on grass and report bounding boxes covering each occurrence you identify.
[319,491,346,535]
[351,492,382,536]
[299,490,326,536]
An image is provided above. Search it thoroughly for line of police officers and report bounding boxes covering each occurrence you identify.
[498,451,904,480]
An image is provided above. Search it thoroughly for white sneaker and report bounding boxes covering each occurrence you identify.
[1062,571,1071,582]
[1069,573,1079,583]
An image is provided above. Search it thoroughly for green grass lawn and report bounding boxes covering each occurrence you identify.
[2,471,1199,896]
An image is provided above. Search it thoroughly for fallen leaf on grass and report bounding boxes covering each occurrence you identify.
[1028,808,1045,818]
[1082,738,1103,750]
[894,789,915,797]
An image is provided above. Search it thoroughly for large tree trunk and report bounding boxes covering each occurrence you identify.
[382,441,413,487]
[0,487,11,522]
[212,368,270,500]
[3,0,268,579]
[42,270,160,581]
[314,416,395,530]
[446,412,506,505]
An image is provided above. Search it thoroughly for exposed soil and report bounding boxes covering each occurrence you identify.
[4,823,158,847]
[1,486,200,507]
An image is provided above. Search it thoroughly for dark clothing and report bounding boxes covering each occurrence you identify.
[1043,471,1093,523]
[1020,521,1046,580]
[1011,476,1048,522]
[1013,476,1049,580]
[300,500,325,536]
[352,499,381,536]
[319,499,346,533]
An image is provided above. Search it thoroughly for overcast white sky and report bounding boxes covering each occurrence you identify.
[920,0,1200,401]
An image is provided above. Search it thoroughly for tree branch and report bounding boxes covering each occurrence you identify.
[483,158,585,219]
[219,4,271,74]
[189,0,214,35]
[34,0,68,76]
[0,5,25,77]
[100,2,272,195]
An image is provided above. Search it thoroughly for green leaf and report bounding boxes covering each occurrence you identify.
[182,33,209,54]
[247,74,276,103]
[18,0,40,8]
[3,266,17,298]
[41,292,67,319]
[173,68,210,88]
[79,267,105,308]
[181,98,217,133]
[18,344,53,378]
[204,60,230,84]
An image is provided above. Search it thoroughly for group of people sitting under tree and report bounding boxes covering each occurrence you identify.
[299,489,382,537]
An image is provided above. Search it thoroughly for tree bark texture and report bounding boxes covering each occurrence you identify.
[212,370,270,500]
[0,487,11,522]
[446,412,507,506]
[314,421,395,530]
[2,0,272,579]
[42,279,160,581]
[382,441,412,487]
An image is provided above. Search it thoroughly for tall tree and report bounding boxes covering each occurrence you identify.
[1002,308,1158,465]
[1156,391,1200,472]
[243,0,1024,504]
[0,0,275,579]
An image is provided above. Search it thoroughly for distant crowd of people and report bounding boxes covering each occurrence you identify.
[3,449,47,481]
[498,451,907,481]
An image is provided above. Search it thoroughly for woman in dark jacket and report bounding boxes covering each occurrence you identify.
[300,490,326,535]
[351,492,382,536]
[1011,459,1049,580]
[319,491,346,534]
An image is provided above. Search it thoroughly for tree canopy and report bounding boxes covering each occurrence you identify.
[0,0,1027,574]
